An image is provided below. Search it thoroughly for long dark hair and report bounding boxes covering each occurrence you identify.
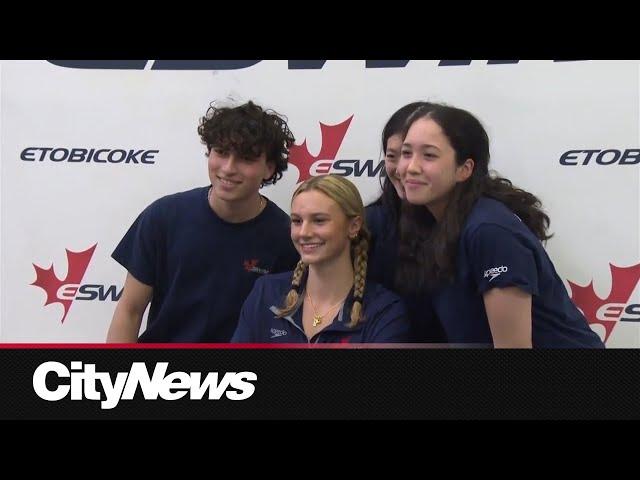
[371,102,433,227]
[396,103,552,294]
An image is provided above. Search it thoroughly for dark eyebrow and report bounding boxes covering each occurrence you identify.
[402,143,441,152]
[422,144,442,152]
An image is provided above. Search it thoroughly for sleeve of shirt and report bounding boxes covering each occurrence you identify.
[231,277,264,343]
[365,297,410,343]
[111,201,163,287]
[467,223,539,296]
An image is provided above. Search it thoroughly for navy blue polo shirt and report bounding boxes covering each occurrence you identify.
[231,271,409,343]
[430,197,604,348]
[112,186,299,342]
[365,202,398,292]
[366,202,447,342]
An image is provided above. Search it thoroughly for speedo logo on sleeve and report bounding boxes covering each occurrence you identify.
[484,266,508,281]
[32,361,257,410]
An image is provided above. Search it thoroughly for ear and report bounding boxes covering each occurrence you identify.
[348,215,363,240]
[456,158,475,182]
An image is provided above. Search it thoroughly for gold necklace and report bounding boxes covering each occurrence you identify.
[208,187,264,217]
[306,291,346,327]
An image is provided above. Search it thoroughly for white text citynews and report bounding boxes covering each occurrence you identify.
[32,361,257,410]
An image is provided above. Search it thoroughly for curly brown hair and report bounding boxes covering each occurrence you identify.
[197,100,295,186]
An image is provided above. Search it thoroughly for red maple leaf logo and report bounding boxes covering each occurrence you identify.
[567,263,640,342]
[289,116,353,183]
[30,244,97,323]
[243,259,259,272]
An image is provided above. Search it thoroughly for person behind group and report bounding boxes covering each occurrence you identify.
[232,174,409,343]
[366,102,446,342]
[395,102,604,348]
[107,100,299,342]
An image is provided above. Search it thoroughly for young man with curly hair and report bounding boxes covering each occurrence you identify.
[107,101,299,342]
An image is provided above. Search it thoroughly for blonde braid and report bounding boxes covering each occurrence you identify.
[276,260,307,317]
[349,234,369,327]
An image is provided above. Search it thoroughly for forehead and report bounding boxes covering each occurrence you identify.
[212,136,265,153]
[404,118,449,146]
[209,146,267,162]
[386,134,403,149]
[291,190,341,214]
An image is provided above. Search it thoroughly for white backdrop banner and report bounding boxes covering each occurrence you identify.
[1,60,638,346]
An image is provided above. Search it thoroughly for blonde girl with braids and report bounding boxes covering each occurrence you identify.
[232,175,409,343]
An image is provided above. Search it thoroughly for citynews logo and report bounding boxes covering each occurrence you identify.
[21,147,158,165]
[289,116,384,183]
[33,361,257,410]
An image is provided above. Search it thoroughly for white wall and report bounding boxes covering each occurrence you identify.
[1,60,638,346]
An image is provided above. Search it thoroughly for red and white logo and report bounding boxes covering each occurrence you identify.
[568,263,640,342]
[289,116,353,183]
[243,258,269,275]
[30,244,97,323]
